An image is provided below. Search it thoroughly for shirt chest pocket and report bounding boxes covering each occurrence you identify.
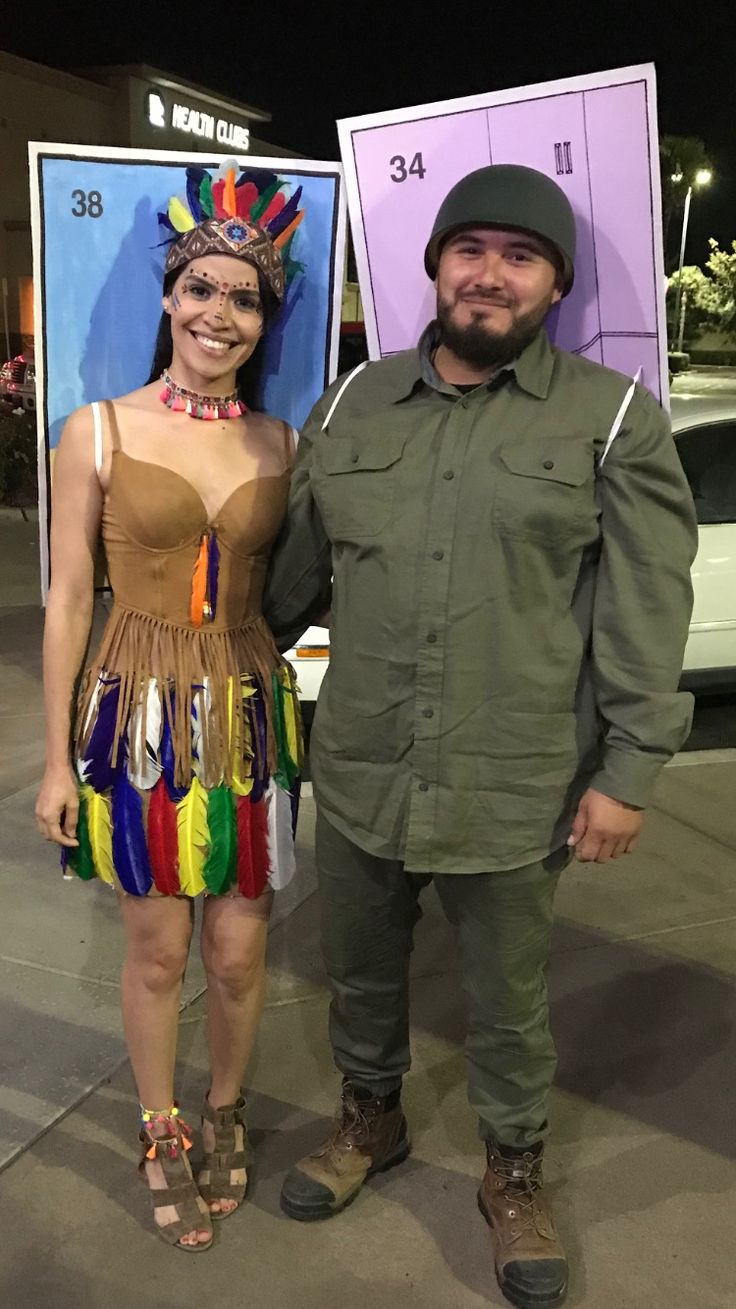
[492,439,595,544]
[312,431,407,541]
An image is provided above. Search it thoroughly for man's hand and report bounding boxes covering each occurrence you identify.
[567,788,643,863]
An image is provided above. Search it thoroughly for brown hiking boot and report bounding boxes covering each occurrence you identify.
[280,1084,410,1221]
[478,1142,568,1308]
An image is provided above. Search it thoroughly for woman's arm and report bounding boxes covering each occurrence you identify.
[35,407,104,847]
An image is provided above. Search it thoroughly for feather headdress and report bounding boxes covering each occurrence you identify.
[159,160,306,303]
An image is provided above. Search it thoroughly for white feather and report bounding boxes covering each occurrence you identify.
[191,677,212,781]
[266,779,296,890]
[127,678,162,790]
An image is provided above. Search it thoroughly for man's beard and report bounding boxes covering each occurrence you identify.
[436,293,553,369]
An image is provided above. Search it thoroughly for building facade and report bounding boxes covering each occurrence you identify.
[0,51,292,355]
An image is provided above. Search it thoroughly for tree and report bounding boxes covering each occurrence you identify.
[659,135,712,273]
[668,244,736,343]
[700,240,736,336]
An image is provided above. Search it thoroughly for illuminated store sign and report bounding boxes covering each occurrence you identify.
[146,90,250,151]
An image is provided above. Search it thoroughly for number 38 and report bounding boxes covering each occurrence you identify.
[389,153,427,183]
[71,189,104,218]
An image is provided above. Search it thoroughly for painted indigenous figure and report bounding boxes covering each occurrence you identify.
[36,165,304,1251]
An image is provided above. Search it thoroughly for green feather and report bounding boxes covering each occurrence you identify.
[271,673,299,789]
[250,180,282,223]
[199,175,215,218]
[67,790,97,881]
[203,786,237,894]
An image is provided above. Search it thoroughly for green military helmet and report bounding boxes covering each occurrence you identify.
[424,164,576,295]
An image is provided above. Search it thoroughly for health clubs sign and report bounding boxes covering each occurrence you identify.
[338,63,668,403]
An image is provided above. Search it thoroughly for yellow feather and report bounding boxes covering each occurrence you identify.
[168,196,196,233]
[229,677,254,796]
[176,778,209,895]
[280,668,300,767]
[81,785,115,885]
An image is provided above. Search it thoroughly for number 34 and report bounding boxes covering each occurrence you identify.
[389,153,426,183]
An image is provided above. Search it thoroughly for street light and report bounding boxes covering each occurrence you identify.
[672,167,713,353]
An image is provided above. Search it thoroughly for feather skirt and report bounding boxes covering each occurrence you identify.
[65,662,302,899]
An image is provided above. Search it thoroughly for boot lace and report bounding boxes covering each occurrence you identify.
[490,1148,544,1235]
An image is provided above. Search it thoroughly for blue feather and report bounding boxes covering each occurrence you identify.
[186,167,207,223]
[78,678,120,792]
[161,691,188,802]
[266,186,303,238]
[236,168,278,192]
[111,773,153,896]
[246,682,269,803]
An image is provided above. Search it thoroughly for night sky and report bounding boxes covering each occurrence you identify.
[4,1,735,264]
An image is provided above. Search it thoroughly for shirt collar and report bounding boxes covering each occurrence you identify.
[394,320,555,403]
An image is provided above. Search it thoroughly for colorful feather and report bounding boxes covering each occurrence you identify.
[207,531,220,619]
[250,179,281,224]
[161,691,188,802]
[272,671,300,789]
[81,785,115,886]
[229,678,254,797]
[266,185,303,239]
[236,795,270,899]
[245,682,268,802]
[168,195,196,233]
[212,178,226,220]
[266,779,297,890]
[199,173,215,218]
[235,180,259,219]
[223,168,237,219]
[127,678,162,790]
[186,168,207,223]
[67,789,96,881]
[176,777,209,896]
[191,533,208,627]
[148,779,180,895]
[77,677,120,791]
[191,679,211,781]
[111,773,153,896]
[204,786,237,894]
[259,189,286,227]
[273,210,305,251]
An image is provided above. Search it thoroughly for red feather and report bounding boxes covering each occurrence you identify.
[148,780,180,895]
[259,191,286,226]
[235,181,259,220]
[236,796,269,899]
[212,178,227,219]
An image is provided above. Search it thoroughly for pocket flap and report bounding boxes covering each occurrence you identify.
[319,433,406,475]
[500,440,591,487]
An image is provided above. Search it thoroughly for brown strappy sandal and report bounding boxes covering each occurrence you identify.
[139,1111,214,1252]
[197,1093,248,1219]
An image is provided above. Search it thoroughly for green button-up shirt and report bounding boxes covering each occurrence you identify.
[264,325,697,873]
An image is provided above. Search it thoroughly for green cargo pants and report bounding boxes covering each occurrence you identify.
[316,811,567,1150]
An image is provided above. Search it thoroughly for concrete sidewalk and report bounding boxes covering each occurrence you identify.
[1,602,735,1307]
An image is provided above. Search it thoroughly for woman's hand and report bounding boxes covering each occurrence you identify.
[35,764,80,847]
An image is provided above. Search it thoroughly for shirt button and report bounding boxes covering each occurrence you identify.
[543,459,554,470]
[351,454,359,463]
[426,632,437,643]
[422,707,434,718]
[432,549,444,561]
[418,782,429,792]
[443,470,454,481]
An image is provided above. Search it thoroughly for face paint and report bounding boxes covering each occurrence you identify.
[170,288,182,312]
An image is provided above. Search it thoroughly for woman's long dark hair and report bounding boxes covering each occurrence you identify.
[147,267,278,411]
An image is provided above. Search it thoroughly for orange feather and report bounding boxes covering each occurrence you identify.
[273,210,305,249]
[190,534,208,628]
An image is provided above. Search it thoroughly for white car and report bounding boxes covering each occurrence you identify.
[672,394,736,689]
[287,395,736,716]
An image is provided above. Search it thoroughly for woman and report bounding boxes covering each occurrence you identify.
[35,168,304,1251]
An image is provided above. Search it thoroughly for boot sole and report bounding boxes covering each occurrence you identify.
[477,1190,568,1309]
[280,1138,411,1222]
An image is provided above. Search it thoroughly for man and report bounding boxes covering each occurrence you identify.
[263,165,696,1309]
